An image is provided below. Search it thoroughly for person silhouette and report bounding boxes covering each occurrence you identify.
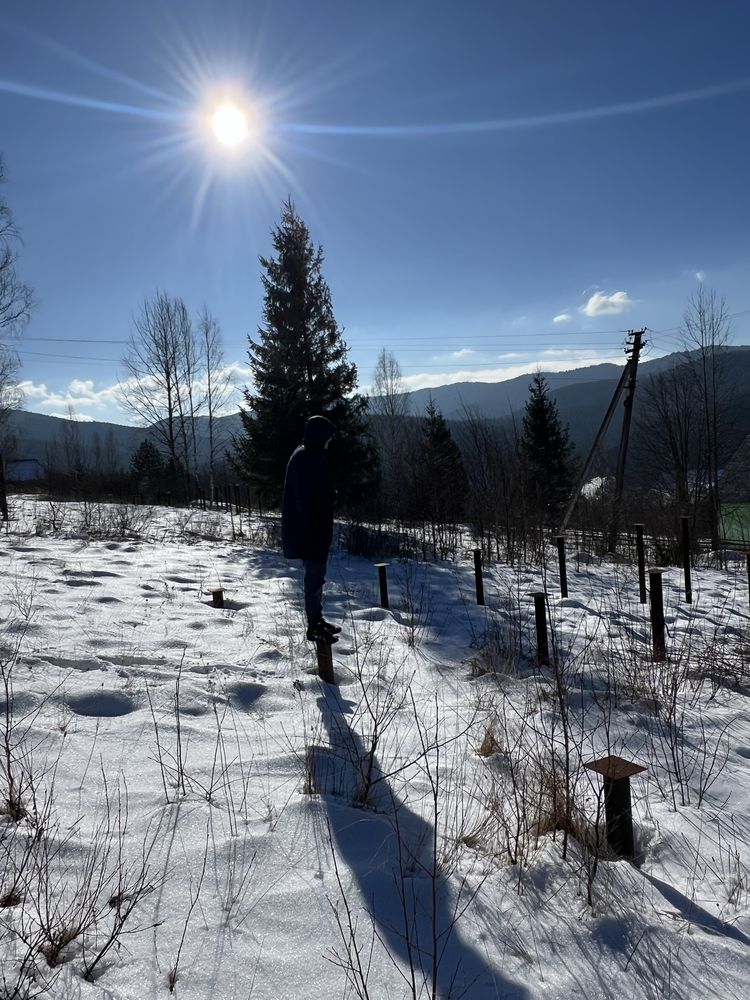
[281,415,341,643]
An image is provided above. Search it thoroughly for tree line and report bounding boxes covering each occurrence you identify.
[1,155,739,555]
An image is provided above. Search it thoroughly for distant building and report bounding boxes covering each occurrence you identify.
[5,458,47,483]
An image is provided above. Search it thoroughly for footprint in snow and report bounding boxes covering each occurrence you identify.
[228,682,266,710]
[106,653,168,667]
[64,569,120,579]
[44,655,103,672]
[189,662,213,674]
[255,648,283,663]
[178,700,209,716]
[66,691,138,717]
[0,691,39,715]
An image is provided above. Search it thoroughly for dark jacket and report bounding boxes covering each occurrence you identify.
[281,416,336,560]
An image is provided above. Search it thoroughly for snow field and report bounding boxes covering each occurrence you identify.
[0,496,748,999]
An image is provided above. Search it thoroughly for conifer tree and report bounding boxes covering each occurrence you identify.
[521,371,576,525]
[411,400,468,556]
[130,439,164,491]
[234,201,374,506]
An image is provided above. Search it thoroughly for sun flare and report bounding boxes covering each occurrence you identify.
[211,101,249,147]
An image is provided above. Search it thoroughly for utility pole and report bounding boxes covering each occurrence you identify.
[607,329,644,552]
[558,330,645,536]
[558,355,631,534]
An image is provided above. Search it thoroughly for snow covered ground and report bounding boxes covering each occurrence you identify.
[1,496,749,999]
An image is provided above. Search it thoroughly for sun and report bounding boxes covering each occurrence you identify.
[211,101,249,147]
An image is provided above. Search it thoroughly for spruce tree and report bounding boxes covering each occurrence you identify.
[412,400,468,555]
[521,372,576,525]
[130,439,164,491]
[234,200,375,506]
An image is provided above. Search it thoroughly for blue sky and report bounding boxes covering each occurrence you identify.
[1,0,749,423]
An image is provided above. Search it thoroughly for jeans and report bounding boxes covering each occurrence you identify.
[302,557,328,623]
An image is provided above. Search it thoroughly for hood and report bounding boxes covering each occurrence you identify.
[303,415,336,450]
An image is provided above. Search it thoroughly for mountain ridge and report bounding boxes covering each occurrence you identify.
[6,346,750,471]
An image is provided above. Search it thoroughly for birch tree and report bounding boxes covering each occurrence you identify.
[119,291,200,484]
[680,287,732,549]
[198,306,232,497]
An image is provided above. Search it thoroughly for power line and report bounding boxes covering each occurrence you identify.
[15,310,750,351]
[16,349,121,363]
[20,337,128,344]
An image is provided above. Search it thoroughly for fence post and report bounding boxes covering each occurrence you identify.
[374,563,389,609]
[635,523,647,604]
[556,535,568,599]
[649,569,666,662]
[211,588,225,609]
[584,755,647,860]
[315,640,335,685]
[473,548,485,606]
[681,515,692,604]
[531,591,549,665]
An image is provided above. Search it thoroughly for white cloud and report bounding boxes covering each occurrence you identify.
[19,377,144,425]
[217,361,252,384]
[553,313,572,324]
[581,290,634,316]
[695,270,706,282]
[18,364,250,425]
[18,378,123,414]
[451,348,475,358]
[68,378,95,395]
[18,380,52,400]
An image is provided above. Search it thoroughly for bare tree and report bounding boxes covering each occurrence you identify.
[680,287,732,549]
[369,349,411,519]
[371,349,410,424]
[61,404,89,481]
[0,345,23,454]
[174,300,203,486]
[119,292,200,486]
[0,157,33,338]
[457,407,523,561]
[198,307,232,498]
[637,359,706,509]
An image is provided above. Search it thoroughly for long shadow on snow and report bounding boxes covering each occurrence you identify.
[316,684,529,999]
[642,872,750,946]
